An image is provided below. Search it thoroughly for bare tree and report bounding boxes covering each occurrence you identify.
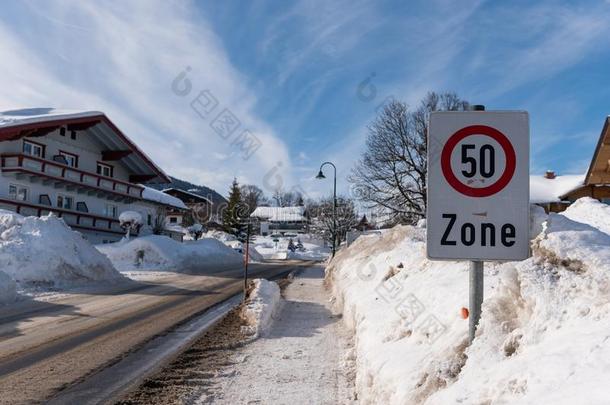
[309,197,358,245]
[351,91,469,224]
[272,188,303,207]
[240,184,266,214]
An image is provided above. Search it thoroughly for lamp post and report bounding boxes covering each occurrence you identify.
[316,161,337,257]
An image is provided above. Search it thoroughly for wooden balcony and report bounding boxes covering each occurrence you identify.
[1,154,143,202]
[0,198,127,235]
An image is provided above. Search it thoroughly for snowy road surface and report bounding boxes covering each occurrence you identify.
[197,266,355,404]
[0,261,307,404]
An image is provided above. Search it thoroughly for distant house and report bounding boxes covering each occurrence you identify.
[162,187,212,226]
[531,116,610,213]
[0,108,186,243]
[356,214,375,231]
[250,206,308,235]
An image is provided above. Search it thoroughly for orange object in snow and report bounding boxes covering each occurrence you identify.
[461,307,469,319]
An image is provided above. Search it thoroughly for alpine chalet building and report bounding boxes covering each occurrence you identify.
[0,108,185,243]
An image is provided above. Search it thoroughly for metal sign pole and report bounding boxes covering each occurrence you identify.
[469,260,484,342]
[469,104,486,344]
[244,222,251,301]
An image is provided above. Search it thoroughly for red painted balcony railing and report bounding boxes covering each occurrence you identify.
[1,154,143,200]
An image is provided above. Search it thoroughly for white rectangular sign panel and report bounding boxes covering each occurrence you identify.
[427,111,529,261]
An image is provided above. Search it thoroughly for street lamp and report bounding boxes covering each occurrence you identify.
[316,161,337,257]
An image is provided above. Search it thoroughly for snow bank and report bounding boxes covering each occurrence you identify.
[97,235,244,272]
[0,210,122,288]
[561,196,610,235]
[0,271,17,305]
[203,229,237,242]
[241,279,281,337]
[246,245,264,262]
[327,204,610,404]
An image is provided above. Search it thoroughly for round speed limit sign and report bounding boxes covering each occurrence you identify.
[440,125,516,198]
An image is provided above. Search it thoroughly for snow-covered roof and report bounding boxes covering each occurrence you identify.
[0,108,170,183]
[530,174,585,203]
[0,108,103,128]
[250,206,307,222]
[162,188,212,204]
[141,186,187,210]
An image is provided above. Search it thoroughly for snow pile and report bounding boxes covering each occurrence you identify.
[326,202,610,404]
[0,210,122,288]
[97,235,244,272]
[561,197,610,235]
[0,271,17,305]
[203,229,237,242]
[241,278,282,337]
[246,245,264,262]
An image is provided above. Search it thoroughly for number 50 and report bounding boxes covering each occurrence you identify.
[461,144,495,178]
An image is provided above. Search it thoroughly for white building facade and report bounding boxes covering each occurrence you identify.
[0,109,185,244]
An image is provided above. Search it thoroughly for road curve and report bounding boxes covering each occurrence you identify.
[0,261,305,404]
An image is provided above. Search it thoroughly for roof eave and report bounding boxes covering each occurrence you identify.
[584,117,610,186]
[0,112,171,184]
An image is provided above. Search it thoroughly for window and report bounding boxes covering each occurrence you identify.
[57,195,74,210]
[147,214,152,226]
[23,140,44,158]
[169,217,178,224]
[9,184,28,201]
[76,202,89,213]
[39,194,51,206]
[59,151,78,168]
[97,163,113,178]
[70,130,77,140]
[60,127,66,136]
[104,204,118,218]
[53,155,68,165]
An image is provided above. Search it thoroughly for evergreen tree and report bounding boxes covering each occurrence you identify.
[223,178,246,236]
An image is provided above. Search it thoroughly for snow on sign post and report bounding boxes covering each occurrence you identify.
[427,109,529,342]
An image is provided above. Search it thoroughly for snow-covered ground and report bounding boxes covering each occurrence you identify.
[0,210,122,299]
[560,196,610,235]
[326,198,610,404]
[96,235,244,272]
[252,234,330,261]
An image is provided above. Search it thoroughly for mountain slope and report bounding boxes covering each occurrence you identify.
[148,177,227,207]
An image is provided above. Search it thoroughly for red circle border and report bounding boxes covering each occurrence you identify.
[440,125,516,197]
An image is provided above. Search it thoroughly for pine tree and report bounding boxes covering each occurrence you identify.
[223,178,245,237]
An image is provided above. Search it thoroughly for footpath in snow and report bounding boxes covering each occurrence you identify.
[196,266,355,404]
[121,267,356,404]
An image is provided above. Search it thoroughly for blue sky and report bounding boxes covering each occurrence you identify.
[1,0,610,199]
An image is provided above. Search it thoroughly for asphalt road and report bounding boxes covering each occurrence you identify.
[0,261,306,404]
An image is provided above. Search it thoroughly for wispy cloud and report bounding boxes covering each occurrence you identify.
[0,0,293,194]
